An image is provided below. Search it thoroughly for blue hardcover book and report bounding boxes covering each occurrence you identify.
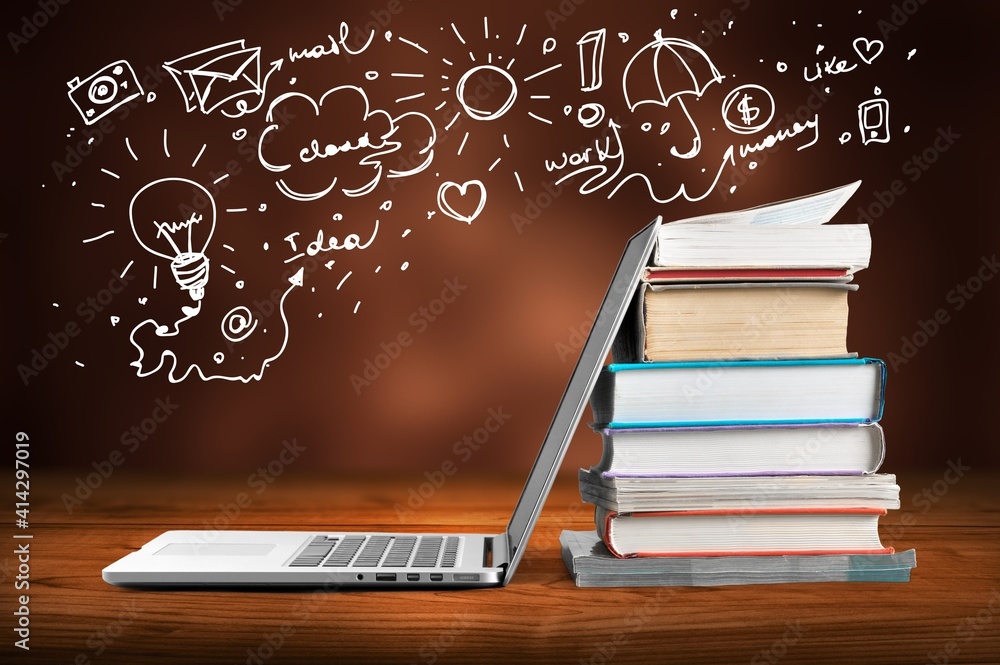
[589,358,886,428]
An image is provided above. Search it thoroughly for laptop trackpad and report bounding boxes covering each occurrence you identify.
[154,543,277,556]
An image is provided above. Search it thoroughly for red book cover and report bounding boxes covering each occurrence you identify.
[644,268,851,282]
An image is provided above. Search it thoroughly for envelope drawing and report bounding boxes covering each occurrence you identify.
[164,40,265,116]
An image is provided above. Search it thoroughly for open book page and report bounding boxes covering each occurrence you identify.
[669,181,861,226]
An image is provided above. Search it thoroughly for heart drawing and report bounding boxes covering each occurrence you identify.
[853,37,884,65]
[437,180,487,224]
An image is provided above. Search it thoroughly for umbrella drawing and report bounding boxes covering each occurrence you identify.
[623,31,724,159]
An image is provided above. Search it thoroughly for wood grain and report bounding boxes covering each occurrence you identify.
[4,470,999,664]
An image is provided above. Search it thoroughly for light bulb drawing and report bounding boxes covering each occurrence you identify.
[129,177,216,302]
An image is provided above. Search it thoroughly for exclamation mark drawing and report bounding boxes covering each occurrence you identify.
[577,28,607,92]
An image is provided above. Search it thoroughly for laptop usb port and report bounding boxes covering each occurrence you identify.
[406,573,420,582]
[430,573,443,582]
[375,573,396,582]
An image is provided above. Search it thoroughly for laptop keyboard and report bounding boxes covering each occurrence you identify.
[288,535,461,568]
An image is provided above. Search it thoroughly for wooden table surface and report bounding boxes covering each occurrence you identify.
[4,469,999,664]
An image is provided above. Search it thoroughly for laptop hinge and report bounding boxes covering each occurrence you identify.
[487,533,510,569]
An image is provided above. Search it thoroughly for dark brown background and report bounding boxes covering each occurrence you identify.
[4,0,998,484]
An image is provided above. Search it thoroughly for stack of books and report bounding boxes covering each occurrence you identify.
[562,182,916,586]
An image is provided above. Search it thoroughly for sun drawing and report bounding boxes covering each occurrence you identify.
[390,17,561,193]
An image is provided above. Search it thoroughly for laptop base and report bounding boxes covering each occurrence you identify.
[103,530,508,588]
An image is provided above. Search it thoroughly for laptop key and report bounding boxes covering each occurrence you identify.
[288,536,339,567]
[322,535,366,567]
[411,536,444,567]
[352,536,392,567]
[382,536,417,567]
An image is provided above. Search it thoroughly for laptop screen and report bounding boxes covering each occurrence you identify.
[503,218,660,582]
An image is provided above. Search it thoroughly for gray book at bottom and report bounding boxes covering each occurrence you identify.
[560,530,916,587]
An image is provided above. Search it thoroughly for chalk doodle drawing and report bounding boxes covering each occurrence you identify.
[257,85,436,201]
[437,180,487,223]
[577,29,607,92]
[577,102,607,129]
[721,84,775,135]
[77,130,306,383]
[287,22,376,63]
[853,37,884,65]
[858,91,890,145]
[803,36,883,82]
[281,214,380,263]
[129,177,216,304]
[163,40,283,118]
[391,18,561,217]
[129,268,302,383]
[623,31,723,160]
[67,60,144,125]
[221,306,258,343]
[58,9,916,384]
[545,31,734,203]
[457,64,519,121]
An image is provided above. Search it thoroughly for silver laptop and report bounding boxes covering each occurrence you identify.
[102,219,660,588]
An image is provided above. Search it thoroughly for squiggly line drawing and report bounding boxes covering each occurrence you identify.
[128,269,302,383]
[547,118,627,196]
[546,116,737,203]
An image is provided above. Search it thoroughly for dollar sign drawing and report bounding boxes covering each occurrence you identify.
[737,94,759,126]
